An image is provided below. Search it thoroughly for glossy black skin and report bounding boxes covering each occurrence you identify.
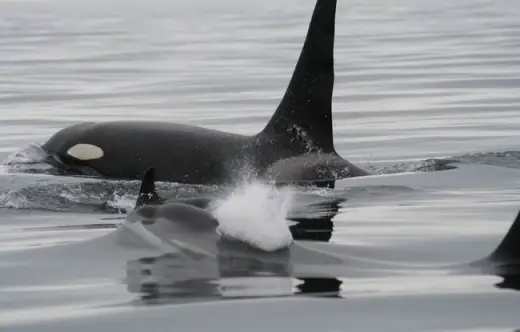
[40,0,370,185]
[44,121,252,184]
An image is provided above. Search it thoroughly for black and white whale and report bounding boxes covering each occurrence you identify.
[125,168,346,298]
[39,0,369,185]
[126,188,346,262]
[124,198,347,299]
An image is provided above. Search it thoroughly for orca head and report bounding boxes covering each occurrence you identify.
[42,122,102,162]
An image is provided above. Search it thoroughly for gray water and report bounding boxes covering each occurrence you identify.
[1,0,520,331]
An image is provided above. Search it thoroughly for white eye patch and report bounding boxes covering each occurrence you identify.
[66,144,104,160]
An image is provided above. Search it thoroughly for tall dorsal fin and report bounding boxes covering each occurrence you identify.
[488,209,520,262]
[260,0,337,154]
[135,167,162,208]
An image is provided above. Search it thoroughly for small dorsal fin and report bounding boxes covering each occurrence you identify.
[489,209,520,262]
[135,167,162,208]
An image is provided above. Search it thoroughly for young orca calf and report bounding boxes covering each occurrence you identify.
[126,176,347,263]
[40,0,369,185]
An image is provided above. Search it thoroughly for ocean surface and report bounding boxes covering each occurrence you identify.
[1,0,520,330]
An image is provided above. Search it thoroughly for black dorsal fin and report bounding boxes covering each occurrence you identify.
[489,210,520,262]
[135,167,162,208]
[260,0,337,154]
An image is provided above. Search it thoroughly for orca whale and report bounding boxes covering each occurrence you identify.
[124,197,347,300]
[126,168,346,298]
[39,0,369,185]
[127,187,347,263]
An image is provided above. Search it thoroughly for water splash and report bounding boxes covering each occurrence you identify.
[0,190,31,209]
[104,192,137,213]
[213,180,294,252]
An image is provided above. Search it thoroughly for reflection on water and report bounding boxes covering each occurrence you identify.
[125,197,344,303]
[288,196,343,242]
[126,248,343,303]
[289,197,344,297]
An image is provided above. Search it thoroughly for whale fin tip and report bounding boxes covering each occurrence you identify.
[135,167,162,208]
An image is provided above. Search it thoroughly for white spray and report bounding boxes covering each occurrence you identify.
[212,180,294,252]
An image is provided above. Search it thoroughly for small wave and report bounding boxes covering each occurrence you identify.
[365,158,458,175]
[453,150,520,170]
[0,173,224,213]
[0,182,133,213]
[365,150,520,174]
[2,143,48,166]
[0,170,414,215]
